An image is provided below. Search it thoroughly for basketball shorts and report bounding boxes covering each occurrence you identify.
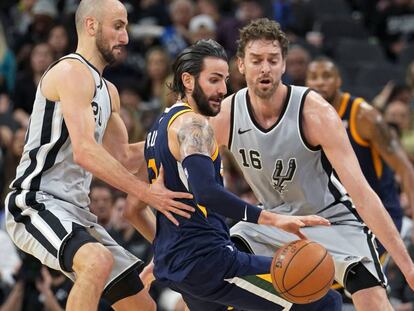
[164,244,341,311]
[230,221,387,290]
[5,190,143,289]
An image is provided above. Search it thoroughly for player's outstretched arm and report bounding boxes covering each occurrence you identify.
[355,103,414,239]
[43,60,193,221]
[303,91,414,288]
[168,112,329,238]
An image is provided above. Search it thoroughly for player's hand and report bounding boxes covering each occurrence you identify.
[35,266,52,293]
[145,166,195,226]
[140,261,155,289]
[260,212,330,239]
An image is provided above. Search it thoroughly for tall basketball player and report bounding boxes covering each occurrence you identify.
[4,1,194,310]
[209,18,414,310]
[141,39,340,311]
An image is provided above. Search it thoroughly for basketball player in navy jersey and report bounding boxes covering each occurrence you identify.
[306,57,414,256]
[209,18,414,311]
[4,1,194,311]
[140,39,341,310]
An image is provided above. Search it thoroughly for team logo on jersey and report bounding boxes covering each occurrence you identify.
[272,158,297,193]
[91,101,102,126]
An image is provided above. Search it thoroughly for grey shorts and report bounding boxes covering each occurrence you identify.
[230,221,386,288]
[5,190,142,289]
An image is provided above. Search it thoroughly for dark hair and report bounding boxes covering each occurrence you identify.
[236,18,289,59]
[170,39,228,99]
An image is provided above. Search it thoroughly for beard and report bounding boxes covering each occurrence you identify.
[192,78,222,117]
[96,26,116,65]
[253,79,278,99]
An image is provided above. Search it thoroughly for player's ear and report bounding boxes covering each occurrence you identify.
[85,17,98,36]
[237,57,245,75]
[282,59,286,75]
[182,72,194,93]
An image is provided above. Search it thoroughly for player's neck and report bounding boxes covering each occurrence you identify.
[248,83,287,127]
[75,46,106,76]
[332,91,343,113]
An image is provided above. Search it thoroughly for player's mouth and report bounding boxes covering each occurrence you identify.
[209,97,222,107]
[258,78,272,86]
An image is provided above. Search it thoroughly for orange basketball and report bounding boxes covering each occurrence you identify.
[270,239,335,304]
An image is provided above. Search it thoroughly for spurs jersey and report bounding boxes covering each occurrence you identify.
[229,86,360,224]
[10,53,111,208]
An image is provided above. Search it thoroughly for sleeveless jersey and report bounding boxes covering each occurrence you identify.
[10,53,112,208]
[144,103,232,282]
[229,86,360,224]
[338,93,402,222]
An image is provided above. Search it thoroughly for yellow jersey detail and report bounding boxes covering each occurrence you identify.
[197,204,208,217]
[350,98,370,147]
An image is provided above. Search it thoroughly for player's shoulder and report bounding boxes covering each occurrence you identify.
[304,90,338,119]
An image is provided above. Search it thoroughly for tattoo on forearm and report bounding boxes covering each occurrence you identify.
[375,117,398,154]
[177,117,215,158]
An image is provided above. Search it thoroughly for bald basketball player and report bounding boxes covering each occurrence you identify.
[5,1,194,310]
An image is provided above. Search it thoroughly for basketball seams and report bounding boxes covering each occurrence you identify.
[271,240,335,304]
[283,247,328,293]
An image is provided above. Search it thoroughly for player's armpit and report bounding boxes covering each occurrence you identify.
[176,115,216,160]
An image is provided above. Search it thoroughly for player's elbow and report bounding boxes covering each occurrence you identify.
[72,142,94,168]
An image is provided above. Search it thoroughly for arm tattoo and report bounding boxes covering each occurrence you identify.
[177,117,215,159]
[374,116,399,154]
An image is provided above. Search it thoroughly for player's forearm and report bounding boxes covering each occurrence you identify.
[73,142,149,201]
[42,289,64,311]
[355,188,414,274]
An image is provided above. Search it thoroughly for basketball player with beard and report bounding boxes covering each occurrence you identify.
[140,39,341,311]
[209,18,414,310]
[5,1,195,310]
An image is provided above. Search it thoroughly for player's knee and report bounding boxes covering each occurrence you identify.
[345,263,382,295]
[73,243,114,281]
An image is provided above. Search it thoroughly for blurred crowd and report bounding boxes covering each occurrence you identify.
[0,0,414,310]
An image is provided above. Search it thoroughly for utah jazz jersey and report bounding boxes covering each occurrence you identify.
[10,53,111,208]
[230,86,360,225]
[144,103,232,282]
[338,93,402,226]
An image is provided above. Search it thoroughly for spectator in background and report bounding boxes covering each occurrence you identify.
[374,0,414,60]
[0,22,16,95]
[188,14,217,43]
[89,180,115,230]
[13,42,54,128]
[13,0,57,72]
[47,23,71,60]
[161,0,194,58]
[108,194,153,264]
[283,44,311,86]
[1,127,25,204]
[141,46,172,110]
[227,57,246,94]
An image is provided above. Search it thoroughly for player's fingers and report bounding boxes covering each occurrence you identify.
[171,200,195,212]
[295,230,307,240]
[302,215,330,226]
[169,205,192,219]
[156,165,165,183]
[163,211,179,226]
[169,190,194,200]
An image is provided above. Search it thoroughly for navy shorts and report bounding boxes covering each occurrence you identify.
[164,245,342,311]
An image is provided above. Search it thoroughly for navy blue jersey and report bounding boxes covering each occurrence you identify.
[144,103,232,282]
[339,93,403,224]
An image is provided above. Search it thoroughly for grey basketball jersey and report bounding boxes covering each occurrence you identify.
[229,86,360,224]
[10,53,112,208]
